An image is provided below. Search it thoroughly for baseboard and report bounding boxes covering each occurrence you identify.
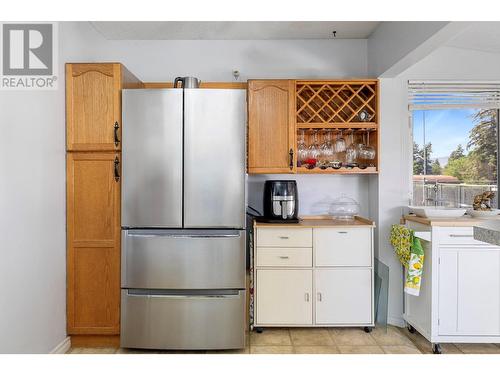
[71,334,120,348]
[388,315,406,328]
[50,337,71,354]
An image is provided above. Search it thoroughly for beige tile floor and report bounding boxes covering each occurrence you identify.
[67,326,500,354]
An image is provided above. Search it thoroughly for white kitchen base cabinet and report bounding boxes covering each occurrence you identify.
[253,218,375,330]
[315,269,372,325]
[256,269,312,325]
[405,221,500,353]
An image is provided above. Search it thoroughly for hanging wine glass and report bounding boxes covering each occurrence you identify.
[306,129,320,168]
[319,130,335,169]
[297,129,307,167]
[335,130,346,153]
[345,130,358,167]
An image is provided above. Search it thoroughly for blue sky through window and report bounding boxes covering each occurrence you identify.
[412,108,476,166]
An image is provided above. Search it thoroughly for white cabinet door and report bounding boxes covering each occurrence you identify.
[315,269,372,325]
[314,228,372,267]
[439,248,500,336]
[256,269,312,325]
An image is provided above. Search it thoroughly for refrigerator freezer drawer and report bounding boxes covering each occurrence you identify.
[122,229,246,289]
[120,289,246,350]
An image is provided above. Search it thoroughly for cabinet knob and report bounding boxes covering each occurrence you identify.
[289,148,294,170]
[305,293,310,302]
[317,292,322,302]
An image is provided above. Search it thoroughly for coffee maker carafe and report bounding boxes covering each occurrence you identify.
[262,180,299,223]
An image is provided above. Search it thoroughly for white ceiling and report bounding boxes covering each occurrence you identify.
[90,21,380,40]
[446,22,500,53]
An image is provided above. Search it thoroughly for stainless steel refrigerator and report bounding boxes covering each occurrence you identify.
[120,88,247,350]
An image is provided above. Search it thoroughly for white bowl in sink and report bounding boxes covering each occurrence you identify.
[408,206,467,219]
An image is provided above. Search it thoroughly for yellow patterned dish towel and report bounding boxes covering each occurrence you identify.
[390,225,425,296]
[404,236,424,296]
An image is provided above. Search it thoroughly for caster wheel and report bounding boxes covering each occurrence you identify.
[255,327,264,334]
[432,343,442,354]
[363,326,373,333]
[407,324,416,334]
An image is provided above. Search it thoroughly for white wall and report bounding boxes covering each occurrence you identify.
[0,22,107,354]
[248,175,371,217]
[376,46,500,326]
[367,22,449,77]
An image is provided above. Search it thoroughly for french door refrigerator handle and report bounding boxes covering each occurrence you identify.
[124,229,241,238]
[126,289,242,299]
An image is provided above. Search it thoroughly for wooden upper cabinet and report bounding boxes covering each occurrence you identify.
[66,63,142,151]
[66,152,121,334]
[248,80,296,174]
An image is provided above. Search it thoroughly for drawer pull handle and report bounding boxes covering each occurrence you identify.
[279,256,289,259]
[317,292,322,302]
[338,231,348,234]
[449,234,473,238]
[279,236,289,239]
[305,293,310,302]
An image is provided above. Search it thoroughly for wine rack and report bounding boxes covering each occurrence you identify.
[295,80,379,174]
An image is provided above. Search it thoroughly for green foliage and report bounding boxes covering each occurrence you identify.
[449,144,465,162]
[413,142,434,175]
[431,159,442,175]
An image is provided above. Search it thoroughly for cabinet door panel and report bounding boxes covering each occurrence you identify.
[314,228,371,267]
[70,247,120,332]
[315,269,372,325]
[66,63,121,151]
[256,269,312,325]
[248,80,295,174]
[439,248,500,335]
[67,152,121,334]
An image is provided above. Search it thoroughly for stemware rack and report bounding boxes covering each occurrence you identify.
[294,80,379,174]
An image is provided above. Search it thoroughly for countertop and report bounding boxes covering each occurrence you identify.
[473,220,500,246]
[254,215,375,228]
[404,214,500,227]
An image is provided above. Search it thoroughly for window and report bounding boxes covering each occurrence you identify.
[409,82,500,208]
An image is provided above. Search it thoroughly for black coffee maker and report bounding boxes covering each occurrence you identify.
[258,180,299,223]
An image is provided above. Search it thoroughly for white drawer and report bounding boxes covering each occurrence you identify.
[256,247,312,267]
[314,227,372,267]
[438,227,487,246]
[256,228,312,248]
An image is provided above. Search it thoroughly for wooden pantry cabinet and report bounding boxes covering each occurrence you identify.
[66,63,142,151]
[247,80,296,174]
[66,63,141,345]
[66,152,121,335]
[252,218,375,330]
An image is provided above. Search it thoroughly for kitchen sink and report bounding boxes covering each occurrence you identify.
[408,206,467,218]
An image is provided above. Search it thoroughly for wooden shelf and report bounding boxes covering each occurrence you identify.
[296,122,378,129]
[296,166,378,174]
